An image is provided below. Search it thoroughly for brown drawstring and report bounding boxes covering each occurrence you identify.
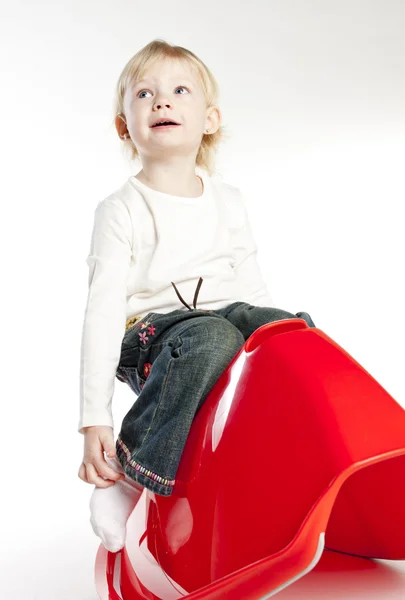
[126,277,213,330]
[171,277,204,311]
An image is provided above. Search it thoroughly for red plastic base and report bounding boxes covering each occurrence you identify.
[95,318,405,599]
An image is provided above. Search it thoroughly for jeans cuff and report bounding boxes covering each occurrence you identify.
[115,435,175,497]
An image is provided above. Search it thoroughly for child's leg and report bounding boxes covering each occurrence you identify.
[295,311,316,328]
[115,309,246,496]
[89,454,144,553]
[219,302,316,341]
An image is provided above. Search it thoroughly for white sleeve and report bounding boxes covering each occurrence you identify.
[78,195,132,434]
[232,190,276,308]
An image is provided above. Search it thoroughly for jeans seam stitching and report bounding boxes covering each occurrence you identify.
[133,354,175,454]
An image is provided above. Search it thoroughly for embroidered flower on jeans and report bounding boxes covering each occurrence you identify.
[138,322,156,344]
[143,363,152,378]
[139,331,148,344]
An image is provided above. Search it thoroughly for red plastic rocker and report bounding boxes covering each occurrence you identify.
[94,317,405,599]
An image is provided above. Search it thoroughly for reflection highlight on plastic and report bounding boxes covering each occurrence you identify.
[212,351,246,452]
[126,493,189,598]
[164,497,194,554]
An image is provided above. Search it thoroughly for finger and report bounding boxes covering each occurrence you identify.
[78,462,88,483]
[104,446,116,458]
[85,462,116,488]
[100,434,116,458]
[95,457,125,482]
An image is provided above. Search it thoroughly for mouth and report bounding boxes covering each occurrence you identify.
[150,120,181,129]
[150,125,181,133]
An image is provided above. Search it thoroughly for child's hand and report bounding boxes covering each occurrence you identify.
[78,426,125,488]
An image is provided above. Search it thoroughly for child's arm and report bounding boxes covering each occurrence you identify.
[78,195,132,486]
[78,194,133,435]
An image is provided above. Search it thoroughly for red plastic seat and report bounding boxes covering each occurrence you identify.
[94,318,405,599]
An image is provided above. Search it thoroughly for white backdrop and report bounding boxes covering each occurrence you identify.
[1,1,404,598]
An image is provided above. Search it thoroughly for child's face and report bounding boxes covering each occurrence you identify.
[120,58,218,159]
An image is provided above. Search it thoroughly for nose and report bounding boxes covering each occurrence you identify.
[153,91,172,110]
[153,100,171,110]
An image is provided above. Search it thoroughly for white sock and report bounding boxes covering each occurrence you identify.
[89,454,143,553]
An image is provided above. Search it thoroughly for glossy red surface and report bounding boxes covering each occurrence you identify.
[95,318,405,599]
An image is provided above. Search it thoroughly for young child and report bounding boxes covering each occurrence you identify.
[77,39,316,553]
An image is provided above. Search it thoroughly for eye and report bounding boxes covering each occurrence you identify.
[137,85,190,98]
[175,86,189,94]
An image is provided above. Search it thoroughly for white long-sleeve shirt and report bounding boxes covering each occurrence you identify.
[78,167,275,434]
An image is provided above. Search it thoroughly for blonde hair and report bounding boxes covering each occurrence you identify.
[112,39,231,177]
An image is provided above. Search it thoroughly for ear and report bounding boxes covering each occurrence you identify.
[206,106,221,134]
[115,113,128,140]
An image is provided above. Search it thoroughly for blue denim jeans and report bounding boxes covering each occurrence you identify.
[115,302,316,496]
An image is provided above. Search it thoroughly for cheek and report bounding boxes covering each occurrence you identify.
[126,114,145,136]
[184,106,205,126]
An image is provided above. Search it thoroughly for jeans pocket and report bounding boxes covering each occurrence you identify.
[118,365,145,395]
